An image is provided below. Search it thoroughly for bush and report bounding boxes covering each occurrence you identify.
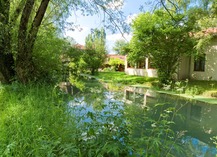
[185,85,204,95]
[211,92,217,98]
[102,67,116,72]
[33,28,69,83]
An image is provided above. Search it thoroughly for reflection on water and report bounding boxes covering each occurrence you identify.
[68,84,217,156]
[68,91,124,124]
[124,86,217,156]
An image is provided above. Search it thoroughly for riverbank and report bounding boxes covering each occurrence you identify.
[0,80,216,156]
[95,72,217,104]
[0,82,181,156]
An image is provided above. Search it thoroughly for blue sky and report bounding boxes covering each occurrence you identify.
[65,0,148,53]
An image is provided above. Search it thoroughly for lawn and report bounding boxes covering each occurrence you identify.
[95,72,217,103]
[95,72,158,86]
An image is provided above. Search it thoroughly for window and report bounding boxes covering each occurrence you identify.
[194,55,205,71]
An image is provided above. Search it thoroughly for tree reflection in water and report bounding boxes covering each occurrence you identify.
[68,83,217,156]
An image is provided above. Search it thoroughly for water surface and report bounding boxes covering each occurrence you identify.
[69,85,217,156]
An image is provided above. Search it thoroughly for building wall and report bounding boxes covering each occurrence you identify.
[125,68,158,77]
[125,57,158,77]
[125,37,217,80]
[190,38,217,80]
[177,56,191,80]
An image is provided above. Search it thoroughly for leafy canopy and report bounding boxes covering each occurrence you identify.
[113,39,130,55]
[129,10,195,83]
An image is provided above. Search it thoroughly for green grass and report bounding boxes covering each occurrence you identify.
[95,72,217,104]
[0,83,78,156]
[187,80,217,91]
[172,80,217,97]
[0,80,214,156]
[96,72,217,94]
[95,72,158,86]
[184,80,217,103]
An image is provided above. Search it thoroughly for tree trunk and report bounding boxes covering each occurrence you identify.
[0,0,15,83]
[16,0,50,83]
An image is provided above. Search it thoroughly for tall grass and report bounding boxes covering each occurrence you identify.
[0,82,189,156]
[0,83,77,156]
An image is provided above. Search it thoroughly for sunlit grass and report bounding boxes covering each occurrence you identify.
[187,80,217,90]
[185,80,217,100]
[0,83,77,156]
[95,72,217,103]
[96,72,158,86]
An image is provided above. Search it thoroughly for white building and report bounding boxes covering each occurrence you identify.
[125,28,217,81]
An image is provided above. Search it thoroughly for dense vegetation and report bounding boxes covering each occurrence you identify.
[0,0,216,156]
[0,81,190,156]
[96,72,157,85]
[96,72,217,101]
[115,0,217,84]
[0,0,126,84]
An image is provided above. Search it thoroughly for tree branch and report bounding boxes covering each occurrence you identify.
[160,0,177,21]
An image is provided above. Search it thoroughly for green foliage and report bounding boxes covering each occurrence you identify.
[0,83,77,156]
[96,72,158,85]
[194,35,213,55]
[83,49,106,75]
[113,39,130,55]
[102,67,116,72]
[184,80,217,96]
[67,47,88,76]
[108,58,124,66]
[125,101,185,156]
[0,83,131,156]
[33,27,68,83]
[67,47,106,78]
[161,79,217,98]
[1,80,205,156]
[107,58,125,71]
[129,10,195,84]
[84,28,107,75]
[0,0,128,83]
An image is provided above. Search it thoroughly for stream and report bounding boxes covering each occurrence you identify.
[68,84,217,156]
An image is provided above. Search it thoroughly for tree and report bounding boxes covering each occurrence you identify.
[84,28,107,75]
[33,26,70,82]
[15,0,50,83]
[141,0,216,15]
[129,10,195,84]
[0,0,50,83]
[113,39,130,55]
[0,0,127,83]
[0,0,15,83]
